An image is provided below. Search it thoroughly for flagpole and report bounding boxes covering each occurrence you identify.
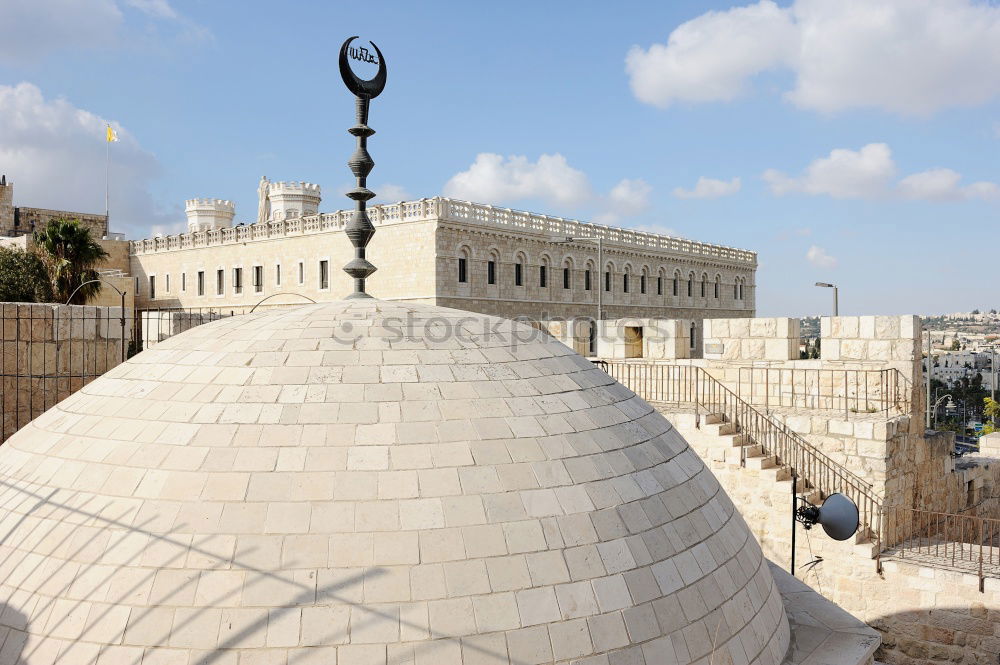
[105,127,110,221]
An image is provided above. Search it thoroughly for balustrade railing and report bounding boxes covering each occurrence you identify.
[130,197,757,266]
[882,507,1000,590]
[737,367,910,416]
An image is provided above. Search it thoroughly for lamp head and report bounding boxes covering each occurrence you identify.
[795,492,860,541]
[815,282,835,288]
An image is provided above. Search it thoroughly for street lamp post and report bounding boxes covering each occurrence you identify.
[931,394,956,430]
[814,282,838,316]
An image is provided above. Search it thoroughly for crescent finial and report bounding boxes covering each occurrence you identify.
[339,36,387,99]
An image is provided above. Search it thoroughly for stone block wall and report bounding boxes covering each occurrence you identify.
[703,317,800,361]
[0,303,130,442]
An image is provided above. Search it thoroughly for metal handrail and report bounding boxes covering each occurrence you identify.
[596,361,884,542]
[883,506,1000,590]
[736,366,911,416]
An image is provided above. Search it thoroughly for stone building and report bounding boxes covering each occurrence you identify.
[129,188,757,323]
[0,175,109,239]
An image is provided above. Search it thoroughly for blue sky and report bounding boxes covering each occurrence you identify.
[1,0,998,316]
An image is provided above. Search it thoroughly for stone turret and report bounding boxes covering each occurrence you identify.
[185,198,235,232]
[0,175,13,236]
[266,181,320,221]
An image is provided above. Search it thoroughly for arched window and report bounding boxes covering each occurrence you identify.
[584,259,595,291]
[514,251,527,287]
[739,280,745,300]
[562,256,574,290]
[690,322,696,349]
[657,268,665,296]
[687,272,695,297]
[605,262,614,293]
[714,274,721,299]
[457,246,472,284]
[640,266,649,295]
[673,270,680,297]
[700,273,708,298]
[539,254,551,289]
[487,248,500,286]
[622,264,631,294]
[734,281,738,300]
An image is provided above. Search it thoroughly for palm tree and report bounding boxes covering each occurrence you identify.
[34,219,109,304]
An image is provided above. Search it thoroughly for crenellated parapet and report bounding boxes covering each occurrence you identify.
[185,198,235,233]
[266,181,321,221]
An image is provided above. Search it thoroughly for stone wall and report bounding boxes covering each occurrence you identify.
[703,317,800,361]
[663,409,1000,665]
[1,303,131,442]
[13,206,108,239]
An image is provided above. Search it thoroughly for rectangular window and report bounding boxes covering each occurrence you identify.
[197,271,205,296]
[563,267,570,289]
[714,281,719,298]
[604,271,610,292]
[458,258,468,283]
[216,269,224,295]
[539,265,547,288]
[584,270,591,291]
[165,274,170,293]
[700,281,705,298]
[657,276,663,296]
[623,274,629,294]
[687,279,692,297]
[254,265,264,293]
[149,275,156,299]
[276,264,281,286]
[233,267,243,294]
[487,260,496,285]
[319,260,329,290]
[673,277,678,297]
[515,262,523,286]
[182,273,186,292]
[734,284,738,300]
[640,275,646,294]
[298,262,304,285]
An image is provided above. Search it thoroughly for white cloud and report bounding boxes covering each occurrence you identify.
[627,0,1000,115]
[0,0,207,62]
[594,178,653,223]
[673,176,741,199]
[898,168,1000,201]
[806,245,838,269]
[372,183,411,202]
[0,82,177,237]
[765,142,1000,202]
[444,153,593,208]
[763,143,896,199]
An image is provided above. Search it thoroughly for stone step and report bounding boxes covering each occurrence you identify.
[716,432,750,448]
[761,465,791,482]
[703,412,726,425]
[744,455,777,470]
[700,421,736,437]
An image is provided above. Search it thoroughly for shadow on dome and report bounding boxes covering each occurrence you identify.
[0,479,529,665]
[0,603,28,664]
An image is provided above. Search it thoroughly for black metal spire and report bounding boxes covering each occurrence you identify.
[338,37,387,299]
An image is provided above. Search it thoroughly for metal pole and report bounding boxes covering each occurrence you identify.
[926,328,932,429]
[832,286,838,316]
[791,474,797,576]
[105,134,110,220]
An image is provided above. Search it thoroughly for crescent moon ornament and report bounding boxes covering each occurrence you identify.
[339,36,387,99]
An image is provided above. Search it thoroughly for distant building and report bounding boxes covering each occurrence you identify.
[0,175,109,239]
[129,180,758,322]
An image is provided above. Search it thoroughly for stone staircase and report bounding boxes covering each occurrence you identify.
[663,407,880,558]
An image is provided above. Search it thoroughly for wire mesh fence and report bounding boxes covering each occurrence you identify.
[1,303,129,443]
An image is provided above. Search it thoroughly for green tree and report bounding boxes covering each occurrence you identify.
[985,398,1000,435]
[34,219,108,304]
[0,246,53,302]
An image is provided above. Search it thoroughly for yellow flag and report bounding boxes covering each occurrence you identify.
[106,125,119,143]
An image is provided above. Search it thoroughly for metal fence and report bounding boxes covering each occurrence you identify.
[882,506,1000,590]
[1,304,129,442]
[737,366,910,416]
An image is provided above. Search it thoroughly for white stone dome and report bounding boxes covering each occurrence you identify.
[0,300,788,664]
